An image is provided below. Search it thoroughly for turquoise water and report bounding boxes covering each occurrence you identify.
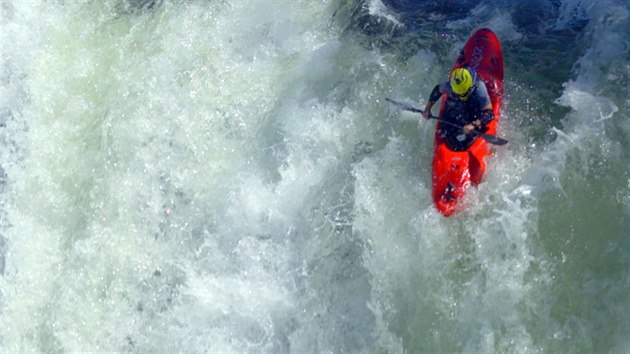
[1,0,628,352]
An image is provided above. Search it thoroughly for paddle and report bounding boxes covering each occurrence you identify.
[385,97,508,146]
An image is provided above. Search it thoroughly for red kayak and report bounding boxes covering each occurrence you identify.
[432,28,504,216]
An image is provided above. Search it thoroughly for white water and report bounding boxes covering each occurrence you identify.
[1,0,628,353]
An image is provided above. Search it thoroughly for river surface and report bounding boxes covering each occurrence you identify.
[1,0,629,352]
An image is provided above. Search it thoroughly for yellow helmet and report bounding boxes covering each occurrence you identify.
[450,68,474,98]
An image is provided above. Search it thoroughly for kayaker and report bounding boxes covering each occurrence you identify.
[421,67,494,151]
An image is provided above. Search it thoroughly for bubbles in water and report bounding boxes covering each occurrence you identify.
[1,0,628,353]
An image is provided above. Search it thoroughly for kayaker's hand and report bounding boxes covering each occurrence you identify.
[422,101,434,120]
[464,119,482,134]
[463,123,476,134]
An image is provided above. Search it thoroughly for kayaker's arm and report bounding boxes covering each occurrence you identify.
[463,103,494,134]
[422,84,443,119]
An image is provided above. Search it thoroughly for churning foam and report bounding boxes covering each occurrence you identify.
[1,0,628,353]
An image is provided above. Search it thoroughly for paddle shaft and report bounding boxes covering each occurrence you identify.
[385,98,508,146]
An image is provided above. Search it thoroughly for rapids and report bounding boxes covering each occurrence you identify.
[1,0,628,352]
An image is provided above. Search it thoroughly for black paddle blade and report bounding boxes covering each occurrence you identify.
[479,133,508,145]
